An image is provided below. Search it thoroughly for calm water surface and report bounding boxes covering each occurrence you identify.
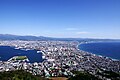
[79,42,120,60]
[0,46,43,63]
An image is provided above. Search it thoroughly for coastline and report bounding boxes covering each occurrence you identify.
[0,46,43,63]
[77,41,120,61]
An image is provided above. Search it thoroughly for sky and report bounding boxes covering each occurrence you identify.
[0,0,120,39]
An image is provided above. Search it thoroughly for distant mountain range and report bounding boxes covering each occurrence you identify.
[0,34,120,41]
[0,34,51,41]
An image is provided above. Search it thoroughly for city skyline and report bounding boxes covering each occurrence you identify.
[0,0,120,39]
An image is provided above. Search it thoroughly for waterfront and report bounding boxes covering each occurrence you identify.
[0,46,43,63]
[79,41,120,60]
[0,40,119,79]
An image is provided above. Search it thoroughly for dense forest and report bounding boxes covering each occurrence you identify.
[0,70,119,80]
[0,70,47,80]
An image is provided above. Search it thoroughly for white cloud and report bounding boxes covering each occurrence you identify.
[76,31,89,34]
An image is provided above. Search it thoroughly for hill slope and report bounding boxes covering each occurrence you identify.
[0,70,47,80]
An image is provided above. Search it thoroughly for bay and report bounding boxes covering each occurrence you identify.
[0,46,43,63]
[79,42,120,60]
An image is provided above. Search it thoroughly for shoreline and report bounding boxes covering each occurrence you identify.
[0,46,43,63]
[77,41,120,61]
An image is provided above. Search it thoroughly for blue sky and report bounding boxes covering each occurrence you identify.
[0,0,120,39]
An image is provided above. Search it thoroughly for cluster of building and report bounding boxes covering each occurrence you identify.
[0,40,120,79]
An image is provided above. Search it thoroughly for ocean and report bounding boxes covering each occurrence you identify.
[79,41,120,60]
[0,46,43,63]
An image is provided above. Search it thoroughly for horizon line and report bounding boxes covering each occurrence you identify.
[0,34,120,40]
